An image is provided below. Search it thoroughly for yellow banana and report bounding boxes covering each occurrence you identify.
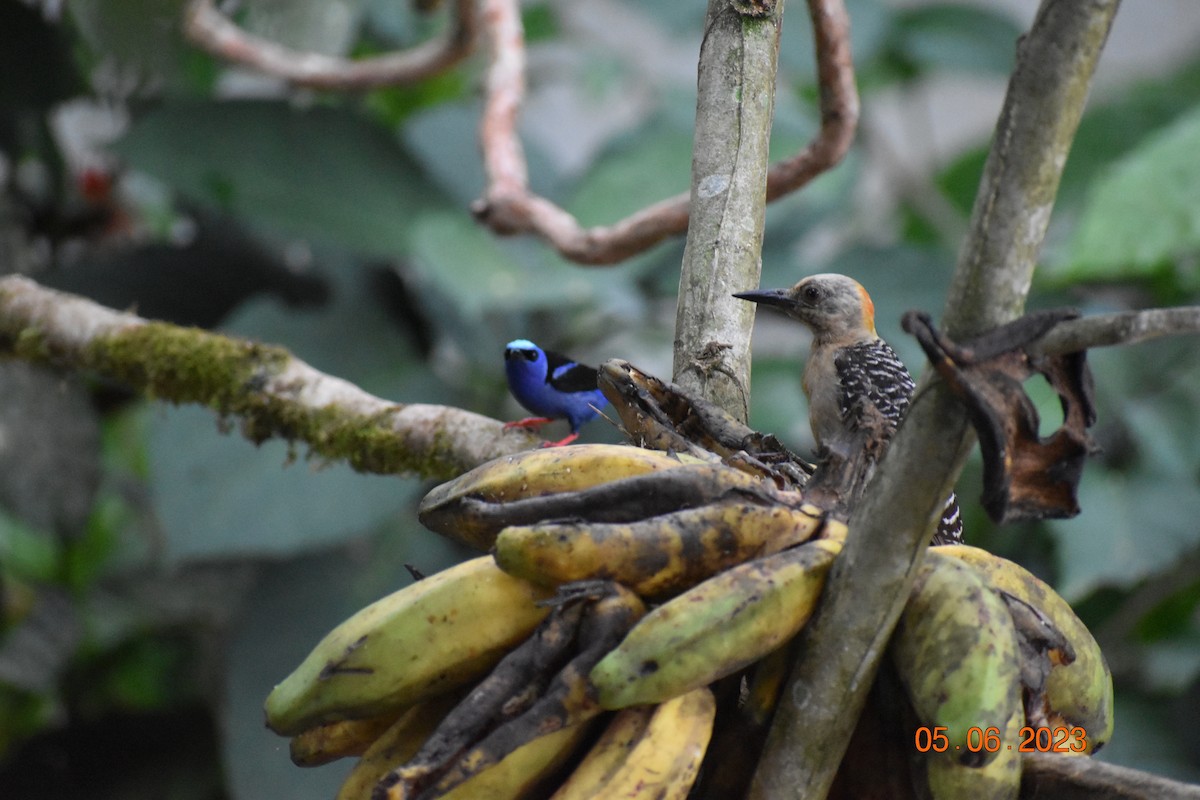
[418,444,703,549]
[589,537,841,709]
[553,687,715,800]
[371,720,594,800]
[335,694,462,800]
[494,501,825,599]
[924,700,1023,800]
[264,556,551,736]
[547,707,654,800]
[936,544,1113,751]
[290,709,408,767]
[891,550,1023,766]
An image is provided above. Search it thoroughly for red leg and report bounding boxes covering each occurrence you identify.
[503,417,555,430]
[540,432,580,448]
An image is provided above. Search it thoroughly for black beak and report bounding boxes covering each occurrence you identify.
[732,288,794,311]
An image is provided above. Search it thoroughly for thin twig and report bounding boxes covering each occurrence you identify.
[470,0,857,265]
[764,0,858,201]
[0,275,538,480]
[182,0,478,90]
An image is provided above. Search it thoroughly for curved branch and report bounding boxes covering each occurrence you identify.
[0,276,538,480]
[182,0,478,90]
[470,0,857,265]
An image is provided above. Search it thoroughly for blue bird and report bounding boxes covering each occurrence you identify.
[503,339,608,447]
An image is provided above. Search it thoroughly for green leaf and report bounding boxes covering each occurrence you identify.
[1098,691,1200,782]
[566,122,693,230]
[1050,470,1200,601]
[68,0,211,92]
[0,513,59,584]
[1057,106,1200,283]
[407,211,636,320]
[115,100,443,257]
[891,4,1021,77]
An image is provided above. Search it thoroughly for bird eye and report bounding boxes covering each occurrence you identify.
[522,350,538,362]
[802,285,822,303]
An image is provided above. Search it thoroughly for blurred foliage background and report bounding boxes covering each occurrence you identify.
[1,0,1199,797]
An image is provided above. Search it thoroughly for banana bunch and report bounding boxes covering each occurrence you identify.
[891,545,1114,800]
[265,433,1113,800]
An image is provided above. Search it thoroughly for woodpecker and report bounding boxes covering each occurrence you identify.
[503,339,608,447]
[734,273,963,545]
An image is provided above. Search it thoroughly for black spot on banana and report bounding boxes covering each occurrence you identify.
[589,536,842,709]
[924,700,1024,800]
[890,550,1023,768]
[494,501,825,600]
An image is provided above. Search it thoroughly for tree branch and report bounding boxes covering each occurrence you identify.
[182,0,478,90]
[750,1,1123,797]
[670,0,786,421]
[1022,752,1200,800]
[1034,305,1200,356]
[470,0,856,265]
[0,275,538,481]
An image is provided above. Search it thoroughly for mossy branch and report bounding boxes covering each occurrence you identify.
[0,275,539,480]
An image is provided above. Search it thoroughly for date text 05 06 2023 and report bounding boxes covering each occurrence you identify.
[914,725,1088,754]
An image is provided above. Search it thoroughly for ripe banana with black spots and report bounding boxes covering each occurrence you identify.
[494,501,825,599]
[428,461,783,552]
[891,550,1023,766]
[335,693,463,800]
[290,708,409,767]
[264,556,551,736]
[547,706,655,800]
[936,544,1113,750]
[589,536,842,709]
[551,687,715,800]
[418,444,699,549]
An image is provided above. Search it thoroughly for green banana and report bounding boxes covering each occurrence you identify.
[589,537,841,709]
[418,444,702,549]
[924,700,1024,800]
[494,501,824,599]
[264,556,552,736]
[891,550,1023,766]
[936,544,1113,751]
